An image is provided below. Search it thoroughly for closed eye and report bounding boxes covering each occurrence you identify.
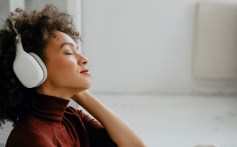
[64,50,73,55]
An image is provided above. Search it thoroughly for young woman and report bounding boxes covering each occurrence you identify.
[0,5,145,147]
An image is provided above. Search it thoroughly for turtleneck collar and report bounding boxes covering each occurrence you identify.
[31,93,70,122]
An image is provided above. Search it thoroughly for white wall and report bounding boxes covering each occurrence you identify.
[81,0,237,95]
[0,0,9,26]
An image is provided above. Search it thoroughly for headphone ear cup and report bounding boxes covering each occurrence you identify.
[28,52,47,86]
[12,30,47,88]
[13,51,46,88]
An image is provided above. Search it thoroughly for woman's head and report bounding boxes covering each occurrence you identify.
[0,5,89,126]
[36,31,91,99]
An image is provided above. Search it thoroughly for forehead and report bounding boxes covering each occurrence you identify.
[47,31,76,47]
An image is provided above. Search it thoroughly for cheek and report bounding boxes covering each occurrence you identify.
[47,57,78,78]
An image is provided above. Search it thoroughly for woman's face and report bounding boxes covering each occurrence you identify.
[37,31,91,98]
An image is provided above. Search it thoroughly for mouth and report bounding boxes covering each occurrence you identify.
[80,69,90,75]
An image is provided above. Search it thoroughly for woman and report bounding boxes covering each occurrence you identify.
[0,5,145,147]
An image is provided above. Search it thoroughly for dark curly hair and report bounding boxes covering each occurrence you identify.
[0,4,80,126]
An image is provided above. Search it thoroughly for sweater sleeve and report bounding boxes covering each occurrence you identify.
[65,106,117,147]
[80,110,117,147]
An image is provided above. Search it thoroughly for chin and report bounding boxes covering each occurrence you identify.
[75,83,91,91]
[84,80,92,89]
[84,83,91,90]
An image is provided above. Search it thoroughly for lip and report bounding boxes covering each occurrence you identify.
[80,69,90,75]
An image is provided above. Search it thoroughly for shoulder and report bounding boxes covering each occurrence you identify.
[64,106,94,121]
[6,117,54,147]
[64,106,83,118]
[64,106,103,128]
[65,106,82,114]
[64,106,96,122]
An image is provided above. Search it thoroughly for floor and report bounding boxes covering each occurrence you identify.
[1,94,237,147]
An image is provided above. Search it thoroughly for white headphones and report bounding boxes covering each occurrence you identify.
[13,28,47,88]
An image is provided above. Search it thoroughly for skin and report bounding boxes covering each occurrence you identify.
[36,31,146,147]
[36,31,91,99]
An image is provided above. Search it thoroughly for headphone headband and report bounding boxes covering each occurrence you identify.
[12,22,47,88]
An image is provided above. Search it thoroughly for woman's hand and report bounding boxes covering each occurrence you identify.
[71,90,90,105]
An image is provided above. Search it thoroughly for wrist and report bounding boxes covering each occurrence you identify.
[71,90,91,105]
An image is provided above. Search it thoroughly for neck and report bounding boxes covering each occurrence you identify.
[36,79,86,99]
[36,84,78,100]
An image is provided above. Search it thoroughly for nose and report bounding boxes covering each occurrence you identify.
[77,54,88,65]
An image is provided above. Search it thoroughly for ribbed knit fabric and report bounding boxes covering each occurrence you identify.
[6,93,117,147]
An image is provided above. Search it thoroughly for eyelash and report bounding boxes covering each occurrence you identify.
[64,49,73,55]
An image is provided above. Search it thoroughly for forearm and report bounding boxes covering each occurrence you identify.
[72,91,146,147]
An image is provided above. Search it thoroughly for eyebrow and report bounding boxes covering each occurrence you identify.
[60,42,78,50]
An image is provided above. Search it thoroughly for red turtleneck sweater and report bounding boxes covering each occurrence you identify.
[6,93,117,147]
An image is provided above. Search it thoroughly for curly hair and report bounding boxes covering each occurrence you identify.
[0,4,80,126]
